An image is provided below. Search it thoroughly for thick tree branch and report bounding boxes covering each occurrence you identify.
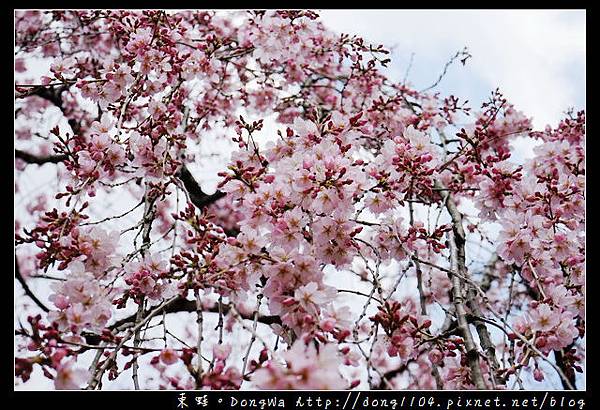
[33,85,67,107]
[82,296,280,366]
[467,254,502,387]
[17,84,82,134]
[177,164,226,209]
[15,149,67,165]
[437,183,503,388]
[554,348,577,390]
[436,180,487,389]
[16,84,66,104]
[105,296,280,336]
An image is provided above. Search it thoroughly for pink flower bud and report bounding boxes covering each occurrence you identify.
[320,318,336,332]
[428,349,443,365]
[282,297,297,307]
[159,348,178,365]
[259,348,269,363]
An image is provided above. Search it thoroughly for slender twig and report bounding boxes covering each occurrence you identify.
[195,290,204,386]
[15,256,50,312]
[86,295,181,390]
[241,294,263,377]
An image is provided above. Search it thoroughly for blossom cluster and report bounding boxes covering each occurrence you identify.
[15,10,585,391]
[253,340,349,389]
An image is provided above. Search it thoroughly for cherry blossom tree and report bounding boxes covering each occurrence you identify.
[14,10,585,390]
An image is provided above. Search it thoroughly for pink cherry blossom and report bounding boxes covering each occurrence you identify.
[14,10,585,392]
[54,360,90,390]
[529,303,560,333]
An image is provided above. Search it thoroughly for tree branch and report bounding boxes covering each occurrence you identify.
[17,84,81,134]
[554,348,577,389]
[15,256,50,313]
[376,358,416,389]
[81,296,280,372]
[177,164,226,209]
[436,180,487,389]
[87,295,181,389]
[15,149,67,165]
[105,296,280,335]
[467,254,502,387]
